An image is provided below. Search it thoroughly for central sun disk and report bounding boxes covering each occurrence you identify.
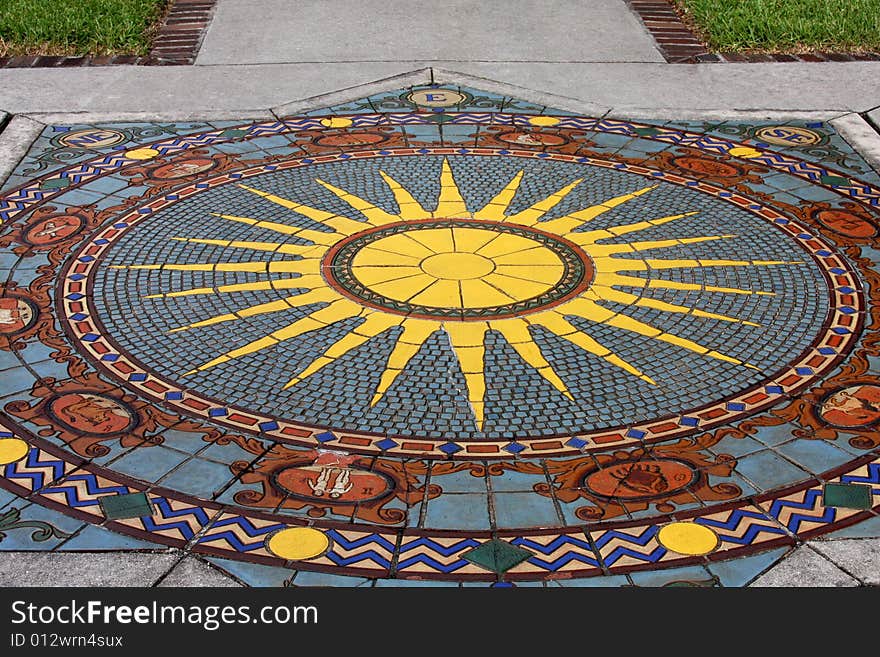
[420,252,495,280]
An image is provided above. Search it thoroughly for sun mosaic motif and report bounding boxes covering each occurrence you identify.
[94,159,804,430]
[1,83,878,586]
[66,148,847,448]
[112,158,798,431]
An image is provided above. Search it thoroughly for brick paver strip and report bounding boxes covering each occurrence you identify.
[0,0,217,68]
[627,0,880,63]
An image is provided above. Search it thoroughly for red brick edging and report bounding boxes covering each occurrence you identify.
[627,0,880,63]
[0,0,217,68]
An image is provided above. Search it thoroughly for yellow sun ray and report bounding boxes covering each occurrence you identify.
[184,297,361,375]
[169,237,324,257]
[494,318,573,400]
[526,310,656,385]
[586,286,760,326]
[209,211,349,245]
[111,260,317,274]
[169,288,338,333]
[432,159,469,218]
[371,319,440,406]
[560,297,757,369]
[574,210,700,244]
[537,185,657,234]
[595,272,775,296]
[379,170,429,220]
[314,178,402,226]
[607,258,804,272]
[145,273,325,299]
[583,234,738,255]
[136,159,797,431]
[236,185,368,236]
[472,170,524,221]
[444,322,489,427]
[283,310,405,389]
[504,178,583,227]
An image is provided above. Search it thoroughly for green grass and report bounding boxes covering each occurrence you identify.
[0,0,168,57]
[674,0,880,53]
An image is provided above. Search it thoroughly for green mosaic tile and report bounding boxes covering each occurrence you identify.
[822,483,872,510]
[99,492,154,520]
[462,539,533,574]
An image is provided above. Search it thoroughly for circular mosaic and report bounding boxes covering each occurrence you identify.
[62,152,855,447]
[1,92,877,586]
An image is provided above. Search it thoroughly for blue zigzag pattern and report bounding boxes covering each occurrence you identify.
[494,115,519,125]
[398,536,480,557]
[592,526,658,549]
[40,473,129,508]
[322,530,394,569]
[3,448,66,490]
[247,122,288,137]
[350,115,385,127]
[387,114,435,125]
[767,489,837,532]
[592,119,637,136]
[325,550,391,568]
[556,117,599,131]
[326,529,395,553]
[602,544,667,566]
[133,498,211,540]
[196,516,285,552]
[450,114,493,125]
[279,118,325,131]
[396,537,480,573]
[695,509,786,545]
[842,464,880,492]
[60,155,131,183]
[652,134,731,154]
[512,536,601,570]
[593,527,666,566]
[0,187,47,219]
[396,554,468,573]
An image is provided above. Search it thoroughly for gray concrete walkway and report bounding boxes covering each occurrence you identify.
[195,0,666,65]
[2,61,880,117]
[0,0,879,117]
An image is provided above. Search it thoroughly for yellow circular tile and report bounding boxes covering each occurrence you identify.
[528,116,560,127]
[320,117,353,128]
[125,148,160,160]
[421,252,495,280]
[266,527,330,560]
[657,522,719,555]
[0,438,29,465]
[727,146,762,159]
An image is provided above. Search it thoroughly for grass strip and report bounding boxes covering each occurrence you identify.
[674,0,880,53]
[0,0,168,57]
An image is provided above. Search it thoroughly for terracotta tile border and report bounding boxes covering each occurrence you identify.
[0,0,217,68]
[627,0,880,63]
